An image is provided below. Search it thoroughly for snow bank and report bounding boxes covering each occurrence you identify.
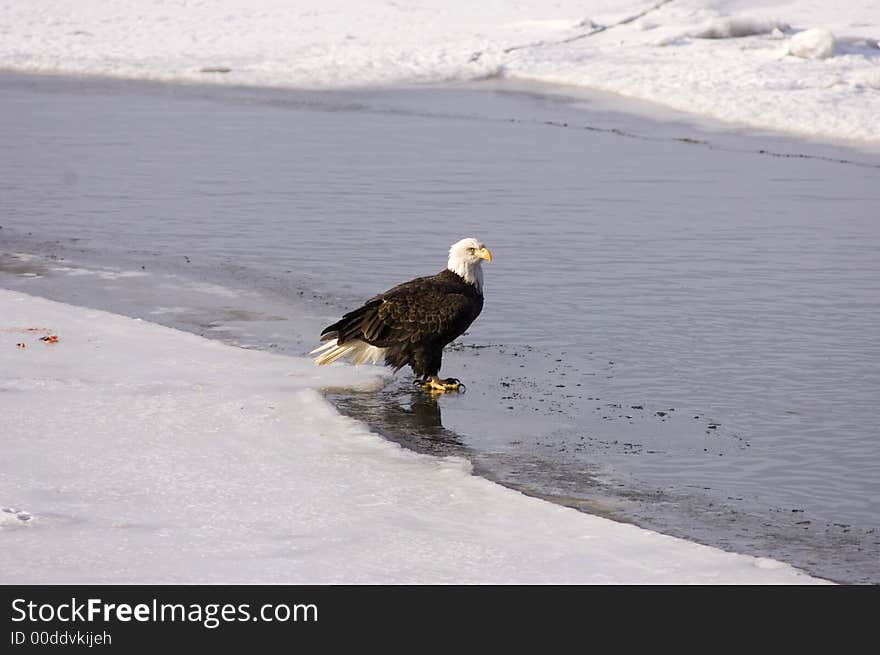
[690,17,789,40]
[1,1,878,145]
[0,289,825,583]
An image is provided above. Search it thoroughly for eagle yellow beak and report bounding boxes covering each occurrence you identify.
[478,247,492,263]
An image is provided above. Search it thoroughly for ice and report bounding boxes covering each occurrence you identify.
[0,507,33,527]
[1,1,878,145]
[0,289,825,583]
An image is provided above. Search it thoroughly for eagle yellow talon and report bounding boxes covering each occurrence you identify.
[418,376,463,393]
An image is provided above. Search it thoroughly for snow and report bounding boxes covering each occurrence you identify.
[690,17,790,40]
[1,1,878,145]
[789,28,837,60]
[0,289,826,583]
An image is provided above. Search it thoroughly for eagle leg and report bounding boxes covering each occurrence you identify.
[416,376,465,394]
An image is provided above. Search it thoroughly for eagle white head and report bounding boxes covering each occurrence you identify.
[447,237,492,292]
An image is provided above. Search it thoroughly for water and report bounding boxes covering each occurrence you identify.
[2,73,878,582]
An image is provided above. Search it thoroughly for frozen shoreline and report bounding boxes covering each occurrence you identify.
[0,289,826,583]
[2,1,879,146]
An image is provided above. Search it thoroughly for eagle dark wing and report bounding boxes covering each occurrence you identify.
[320,271,483,350]
[368,280,480,347]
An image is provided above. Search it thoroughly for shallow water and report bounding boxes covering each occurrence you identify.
[1,73,878,582]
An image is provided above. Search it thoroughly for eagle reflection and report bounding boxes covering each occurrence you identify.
[323,383,468,458]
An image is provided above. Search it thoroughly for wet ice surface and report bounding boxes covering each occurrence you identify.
[1,73,878,583]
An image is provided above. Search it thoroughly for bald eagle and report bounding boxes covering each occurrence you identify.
[311,237,492,392]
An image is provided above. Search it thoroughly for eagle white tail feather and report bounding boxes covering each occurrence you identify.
[310,341,338,356]
[311,339,385,366]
